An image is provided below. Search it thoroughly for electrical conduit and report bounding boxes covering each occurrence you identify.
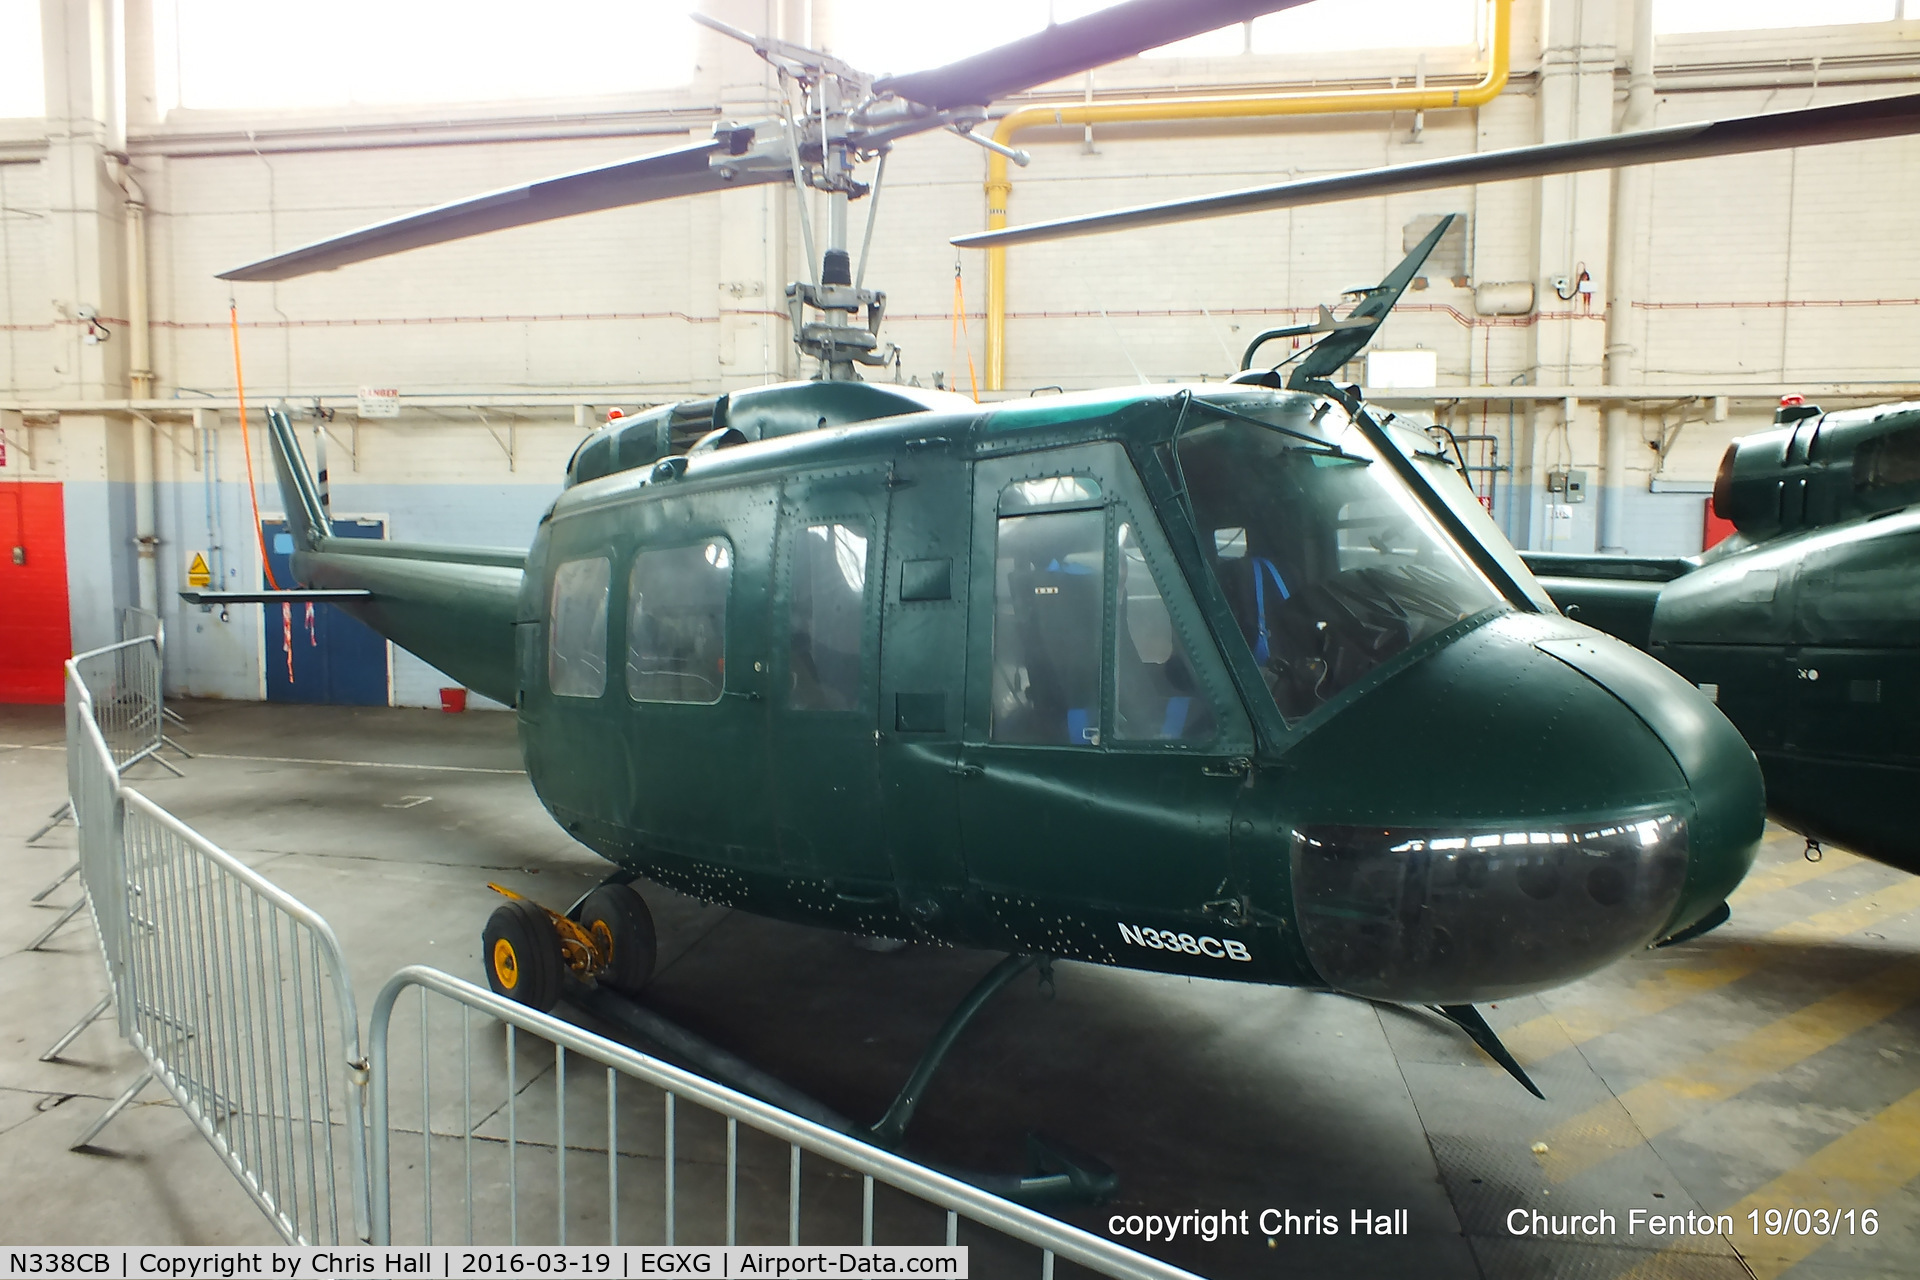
[981,0,1512,390]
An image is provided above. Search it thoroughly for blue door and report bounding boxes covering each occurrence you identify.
[262,518,390,706]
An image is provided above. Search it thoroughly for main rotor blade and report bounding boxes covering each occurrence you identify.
[219,140,786,282]
[874,0,1318,112]
[954,90,1920,248]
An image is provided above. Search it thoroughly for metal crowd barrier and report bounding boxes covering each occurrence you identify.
[60,649,371,1245]
[48,641,1200,1276]
[367,968,1202,1278]
[76,633,178,776]
[27,636,182,953]
[120,606,193,748]
[30,618,190,848]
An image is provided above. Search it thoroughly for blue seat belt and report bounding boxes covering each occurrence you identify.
[1252,557,1290,664]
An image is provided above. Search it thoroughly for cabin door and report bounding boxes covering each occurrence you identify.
[769,475,890,896]
[956,443,1256,968]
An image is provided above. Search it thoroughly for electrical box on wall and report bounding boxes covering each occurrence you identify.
[1546,469,1587,503]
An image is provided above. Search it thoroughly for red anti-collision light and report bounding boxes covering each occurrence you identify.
[1780,395,1805,408]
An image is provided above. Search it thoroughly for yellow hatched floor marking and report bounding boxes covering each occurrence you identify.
[1537,957,1920,1183]
[1733,847,1859,898]
[1612,1085,1920,1280]
[1502,876,1920,1067]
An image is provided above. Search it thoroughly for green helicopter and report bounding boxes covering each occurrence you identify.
[189,3,1793,1120]
[203,218,1762,1107]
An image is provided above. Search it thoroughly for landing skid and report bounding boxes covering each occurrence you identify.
[565,952,1117,1206]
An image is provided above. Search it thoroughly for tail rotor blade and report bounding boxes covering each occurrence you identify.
[954,90,1920,248]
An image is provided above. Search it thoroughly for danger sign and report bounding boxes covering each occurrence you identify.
[357,387,401,418]
[187,552,212,588]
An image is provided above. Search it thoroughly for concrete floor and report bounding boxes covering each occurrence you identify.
[2,699,1918,1278]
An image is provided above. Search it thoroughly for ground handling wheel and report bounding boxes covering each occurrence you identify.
[576,883,658,995]
[483,898,565,1012]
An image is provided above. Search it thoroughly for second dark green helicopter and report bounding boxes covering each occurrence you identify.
[1527,399,1920,876]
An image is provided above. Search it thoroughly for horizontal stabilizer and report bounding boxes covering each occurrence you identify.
[179,589,373,605]
[1521,552,1694,583]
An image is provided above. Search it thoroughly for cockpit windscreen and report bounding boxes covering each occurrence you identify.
[1178,394,1505,721]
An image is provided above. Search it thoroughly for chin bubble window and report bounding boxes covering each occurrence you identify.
[788,522,869,711]
[548,556,610,698]
[1291,814,1690,1004]
[991,497,1104,746]
[1178,394,1504,721]
[626,539,732,704]
[1115,521,1216,743]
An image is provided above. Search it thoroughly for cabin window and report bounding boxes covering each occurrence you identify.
[991,508,1104,745]
[548,556,610,698]
[626,539,732,704]
[788,522,870,711]
[999,475,1102,513]
[1115,521,1216,743]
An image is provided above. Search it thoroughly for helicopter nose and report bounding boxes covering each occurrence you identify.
[1281,613,1764,1006]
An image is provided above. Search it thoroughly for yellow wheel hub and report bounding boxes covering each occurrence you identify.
[493,937,520,990]
[590,919,614,963]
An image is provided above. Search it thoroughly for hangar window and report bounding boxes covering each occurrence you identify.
[991,508,1105,746]
[1655,2,1901,36]
[788,522,870,711]
[548,557,610,699]
[0,3,42,117]
[159,1,697,112]
[626,540,732,704]
[1115,521,1216,743]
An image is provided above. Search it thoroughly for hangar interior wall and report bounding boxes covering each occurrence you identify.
[4,0,1919,702]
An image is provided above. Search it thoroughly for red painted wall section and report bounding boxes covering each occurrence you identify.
[0,482,72,704]
[1703,502,1737,551]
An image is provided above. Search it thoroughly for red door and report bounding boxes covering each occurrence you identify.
[0,482,72,704]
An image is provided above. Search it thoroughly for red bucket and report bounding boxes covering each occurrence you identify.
[439,687,468,713]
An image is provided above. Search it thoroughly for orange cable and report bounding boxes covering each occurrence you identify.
[951,267,980,403]
[230,304,280,590]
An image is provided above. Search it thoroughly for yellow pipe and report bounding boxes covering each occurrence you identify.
[982,0,1512,389]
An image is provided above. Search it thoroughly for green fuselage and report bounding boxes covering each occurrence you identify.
[288,383,1764,1005]
[1531,402,1920,875]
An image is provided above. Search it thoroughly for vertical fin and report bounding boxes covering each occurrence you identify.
[265,406,329,553]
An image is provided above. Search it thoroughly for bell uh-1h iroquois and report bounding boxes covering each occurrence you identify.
[201,0,1920,1124]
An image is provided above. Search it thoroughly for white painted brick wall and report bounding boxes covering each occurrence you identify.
[5,5,1919,534]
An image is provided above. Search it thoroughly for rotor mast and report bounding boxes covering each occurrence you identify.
[777,59,896,381]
